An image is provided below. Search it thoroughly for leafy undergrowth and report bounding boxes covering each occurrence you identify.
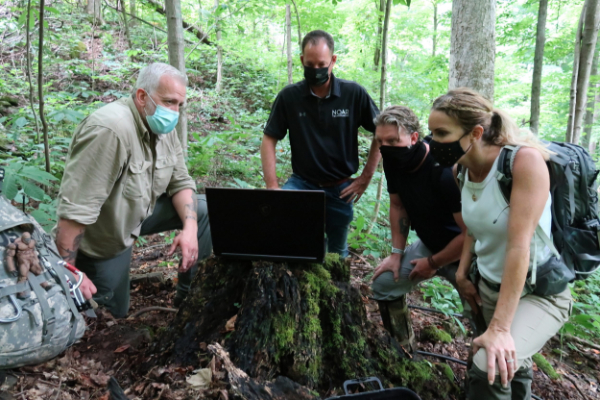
[0,236,598,400]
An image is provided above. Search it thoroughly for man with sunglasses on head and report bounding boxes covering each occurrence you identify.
[261,30,380,257]
[53,63,212,318]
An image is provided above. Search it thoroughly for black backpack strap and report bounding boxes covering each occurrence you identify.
[495,146,520,203]
[456,164,466,191]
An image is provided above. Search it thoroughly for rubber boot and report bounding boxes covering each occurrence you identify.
[467,364,511,400]
[511,366,533,400]
[377,295,415,353]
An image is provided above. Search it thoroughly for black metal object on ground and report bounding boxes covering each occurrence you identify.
[325,377,421,400]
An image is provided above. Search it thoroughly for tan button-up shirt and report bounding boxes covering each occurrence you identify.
[55,96,195,259]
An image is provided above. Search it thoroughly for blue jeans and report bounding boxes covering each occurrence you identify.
[282,174,354,257]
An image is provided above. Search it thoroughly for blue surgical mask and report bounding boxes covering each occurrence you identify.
[144,91,179,135]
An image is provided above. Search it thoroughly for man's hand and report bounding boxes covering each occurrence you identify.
[372,254,402,282]
[168,226,198,272]
[340,174,372,203]
[79,273,97,300]
[408,257,437,282]
[456,274,482,314]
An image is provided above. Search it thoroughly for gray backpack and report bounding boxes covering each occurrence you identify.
[0,196,85,369]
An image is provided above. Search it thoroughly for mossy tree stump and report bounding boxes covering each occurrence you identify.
[146,255,458,399]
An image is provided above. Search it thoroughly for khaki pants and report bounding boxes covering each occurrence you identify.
[77,193,212,318]
[473,281,572,372]
[468,280,571,400]
[371,239,461,301]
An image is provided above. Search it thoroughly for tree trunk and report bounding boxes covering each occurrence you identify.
[146,0,212,45]
[432,0,437,57]
[449,0,496,101]
[120,0,133,49]
[286,5,293,85]
[290,0,301,50]
[566,4,586,143]
[38,0,50,174]
[529,0,548,135]
[86,0,93,14]
[165,0,188,154]
[365,0,391,236]
[214,0,223,93]
[129,0,136,25]
[570,0,600,144]
[93,0,104,24]
[145,256,457,399]
[25,0,40,145]
[373,0,385,69]
[582,47,599,149]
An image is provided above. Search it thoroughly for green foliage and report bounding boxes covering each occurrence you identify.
[561,276,600,340]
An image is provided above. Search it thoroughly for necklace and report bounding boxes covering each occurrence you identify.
[469,167,485,202]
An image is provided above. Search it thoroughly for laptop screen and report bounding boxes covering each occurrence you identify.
[205,188,326,262]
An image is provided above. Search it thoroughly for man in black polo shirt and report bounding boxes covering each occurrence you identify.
[260,30,380,257]
[370,106,468,350]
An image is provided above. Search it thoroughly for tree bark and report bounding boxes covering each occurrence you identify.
[449,0,496,101]
[373,0,385,69]
[214,0,223,93]
[165,0,188,154]
[120,0,132,49]
[286,5,293,85]
[145,257,457,399]
[566,3,586,143]
[582,47,599,150]
[571,0,600,145]
[86,0,93,14]
[93,0,104,24]
[25,0,40,145]
[145,0,212,45]
[129,0,136,25]
[432,0,438,57]
[530,0,548,135]
[290,0,301,50]
[38,0,50,174]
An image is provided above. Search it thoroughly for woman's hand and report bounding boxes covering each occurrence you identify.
[472,328,517,388]
[456,274,482,313]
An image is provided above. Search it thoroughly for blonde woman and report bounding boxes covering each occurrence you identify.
[427,88,571,400]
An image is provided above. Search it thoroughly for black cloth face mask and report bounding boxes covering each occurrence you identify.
[303,61,331,87]
[429,134,470,168]
[380,141,427,175]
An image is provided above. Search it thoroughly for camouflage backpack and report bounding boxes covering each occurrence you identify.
[0,187,85,368]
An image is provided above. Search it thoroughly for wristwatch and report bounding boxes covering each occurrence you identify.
[391,247,405,255]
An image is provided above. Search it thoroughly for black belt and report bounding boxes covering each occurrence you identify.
[315,177,351,188]
[481,276,501,292]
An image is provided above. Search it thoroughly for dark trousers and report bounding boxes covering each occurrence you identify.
[76,194,212,318]
[282,174,354,257]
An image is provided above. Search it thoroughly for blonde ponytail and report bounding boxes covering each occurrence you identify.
[432,88,551,160]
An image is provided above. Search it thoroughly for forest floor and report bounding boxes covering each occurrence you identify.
[0,235,598,400]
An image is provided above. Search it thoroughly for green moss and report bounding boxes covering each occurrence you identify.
[420,325,452,344]
[272,312,296,361]
[323,253,350,282]
[532,353,560,380]
[437,363,454,381]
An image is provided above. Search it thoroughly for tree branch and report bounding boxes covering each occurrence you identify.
[143,0,212,45]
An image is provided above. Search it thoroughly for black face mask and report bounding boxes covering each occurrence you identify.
[429,134,470,168]
[303,62,331,87]
[380,141,427,175]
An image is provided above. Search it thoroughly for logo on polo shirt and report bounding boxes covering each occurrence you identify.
[332,109,350,118]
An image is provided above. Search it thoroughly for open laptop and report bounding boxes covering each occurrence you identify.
[205,187,326,263]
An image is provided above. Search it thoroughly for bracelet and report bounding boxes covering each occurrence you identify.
[391,247,405,255]
[427,255,439,269]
